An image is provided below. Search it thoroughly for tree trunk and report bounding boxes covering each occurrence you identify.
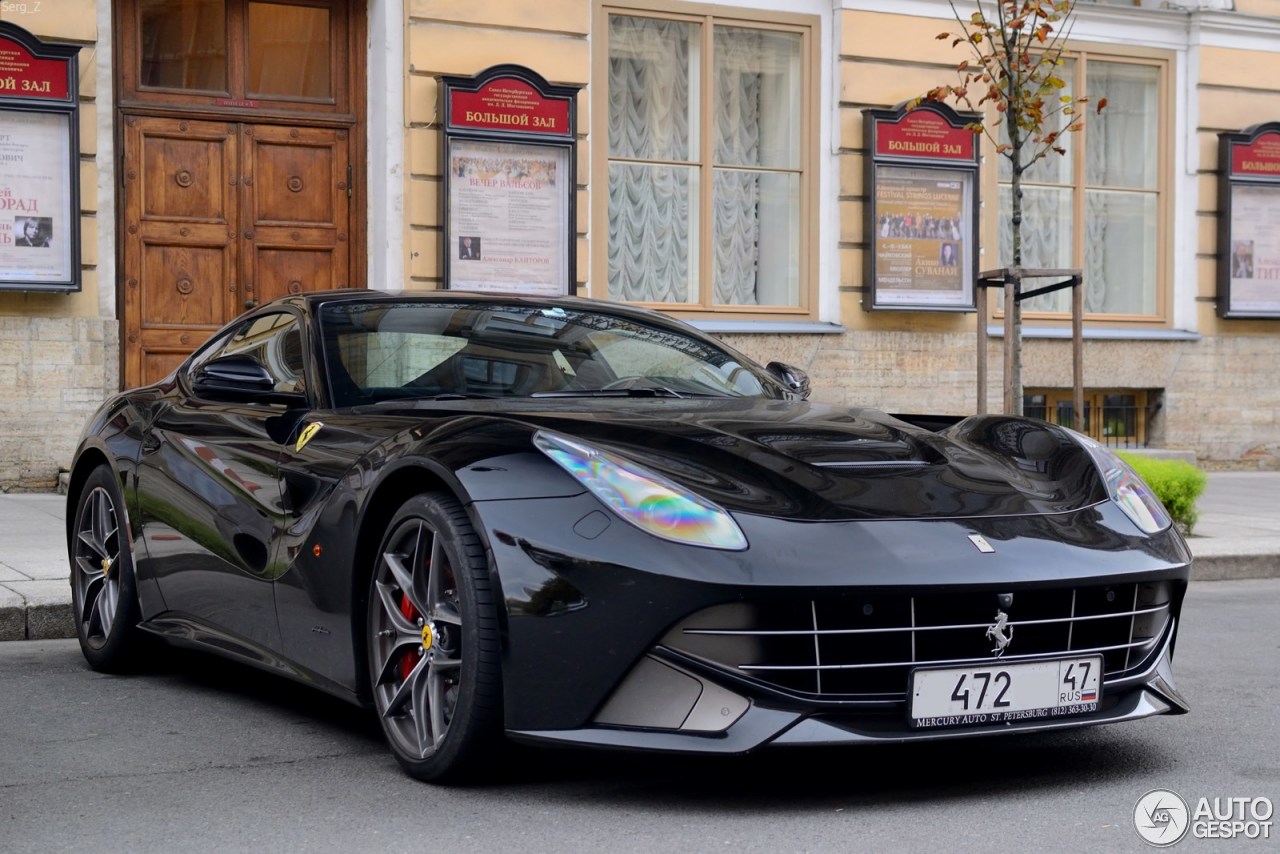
[1002,0,1025,418]
[1009,172,1023,416]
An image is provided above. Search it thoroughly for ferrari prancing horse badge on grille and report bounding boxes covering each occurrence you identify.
[986,609,1014,657]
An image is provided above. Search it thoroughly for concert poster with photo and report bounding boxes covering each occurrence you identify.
[0,23,80,292]
[446,138,570,297]
[864,103,980,312]
[0,110,73,284]
[871,165,974,308]
[1219,123,1280,318]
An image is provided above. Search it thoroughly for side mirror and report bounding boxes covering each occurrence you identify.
[766,361,811,400]
[193,354,305,405]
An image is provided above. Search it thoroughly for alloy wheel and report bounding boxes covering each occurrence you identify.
[369,518,464,760]
[72,486,123,649]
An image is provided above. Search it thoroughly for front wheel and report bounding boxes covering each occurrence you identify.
[367,492,502,783]
[70,465,144,671]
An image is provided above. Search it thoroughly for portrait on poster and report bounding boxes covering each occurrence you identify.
[446,138,570,296]
[1226,183,1280,315]
[0,109,73,286]
[870,164,974,309]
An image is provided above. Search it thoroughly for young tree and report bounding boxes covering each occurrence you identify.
[916,0,1102,415]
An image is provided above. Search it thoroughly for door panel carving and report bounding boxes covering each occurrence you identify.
[139,245,227,326]
[252,139,336,225]
[242,124,349,309]
[254,249,333,304]
[140,134,232,221]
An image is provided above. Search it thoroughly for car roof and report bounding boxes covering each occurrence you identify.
[289,289,689,331]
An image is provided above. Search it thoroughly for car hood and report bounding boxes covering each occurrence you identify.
[372,398,1110,521]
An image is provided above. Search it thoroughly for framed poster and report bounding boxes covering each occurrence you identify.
[864,103,981,311]
[446,138,570,296]
[0,110,74,285]
[440,65,580,296]
[1218,123,1280,318]
[0,22,80,293]
[870,164,975,308]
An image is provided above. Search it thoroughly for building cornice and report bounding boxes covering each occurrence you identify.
[841,1,1280,53]
[1196,10,1280,51]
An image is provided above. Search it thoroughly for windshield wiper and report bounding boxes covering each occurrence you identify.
[367,391,500,403]
[531,387,687,399]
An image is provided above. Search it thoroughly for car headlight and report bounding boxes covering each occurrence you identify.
[1075,436,1171,534]
[533,431,748,550]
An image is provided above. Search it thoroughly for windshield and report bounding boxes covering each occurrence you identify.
[317,301,786,406]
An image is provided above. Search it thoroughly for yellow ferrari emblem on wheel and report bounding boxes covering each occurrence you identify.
[295,421,324,452]
[420,624,433,650]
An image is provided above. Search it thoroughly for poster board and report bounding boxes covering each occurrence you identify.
[440,65,580,296]
[863,103,980,312]
[1218,123,1280,318]
[0,23,80,293]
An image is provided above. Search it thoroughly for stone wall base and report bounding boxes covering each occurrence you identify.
[723,329,1280,470]
[0,316,118,491]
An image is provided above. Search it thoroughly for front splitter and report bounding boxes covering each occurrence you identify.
[509,641,1188,755]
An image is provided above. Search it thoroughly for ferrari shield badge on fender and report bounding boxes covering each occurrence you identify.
[296,421,324,452]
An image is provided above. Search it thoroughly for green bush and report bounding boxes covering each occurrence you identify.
[1118,453,1207,535]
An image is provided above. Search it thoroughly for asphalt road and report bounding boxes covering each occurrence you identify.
[2,580,1277,854]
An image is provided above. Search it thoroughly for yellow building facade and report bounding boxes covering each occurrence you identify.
[1,0,1279,488]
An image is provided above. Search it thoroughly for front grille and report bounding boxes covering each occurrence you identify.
[662,582,1173,700]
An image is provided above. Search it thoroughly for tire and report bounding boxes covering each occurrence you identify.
[367,492,502,783]
[70,465,144,671]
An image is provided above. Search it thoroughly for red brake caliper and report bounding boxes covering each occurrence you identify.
[399,593,421,681]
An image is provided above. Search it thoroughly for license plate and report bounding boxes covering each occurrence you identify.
[909,656,1102,729]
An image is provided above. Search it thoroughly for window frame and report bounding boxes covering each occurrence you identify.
[592,1,821,320]
[117,0,354,118]
[1025,388,1154,449]
[991,47,1172,326]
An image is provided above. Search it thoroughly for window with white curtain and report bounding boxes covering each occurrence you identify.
[599,6,812,314]
[998,55,1165,319]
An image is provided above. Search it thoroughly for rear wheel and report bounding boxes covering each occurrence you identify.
[70,465,144,671]
[367,493,502,782]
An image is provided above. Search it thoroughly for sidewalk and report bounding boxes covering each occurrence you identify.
[1182,471,1280,580]
[0,493,68,641]
[2,472,1277,641]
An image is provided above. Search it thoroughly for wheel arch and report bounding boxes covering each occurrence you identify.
[348,463,507,706]
[64,446,119,548]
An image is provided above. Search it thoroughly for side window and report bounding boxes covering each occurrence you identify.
[191,312,308,396]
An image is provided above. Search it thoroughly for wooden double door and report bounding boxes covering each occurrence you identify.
[122,115,352,387]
